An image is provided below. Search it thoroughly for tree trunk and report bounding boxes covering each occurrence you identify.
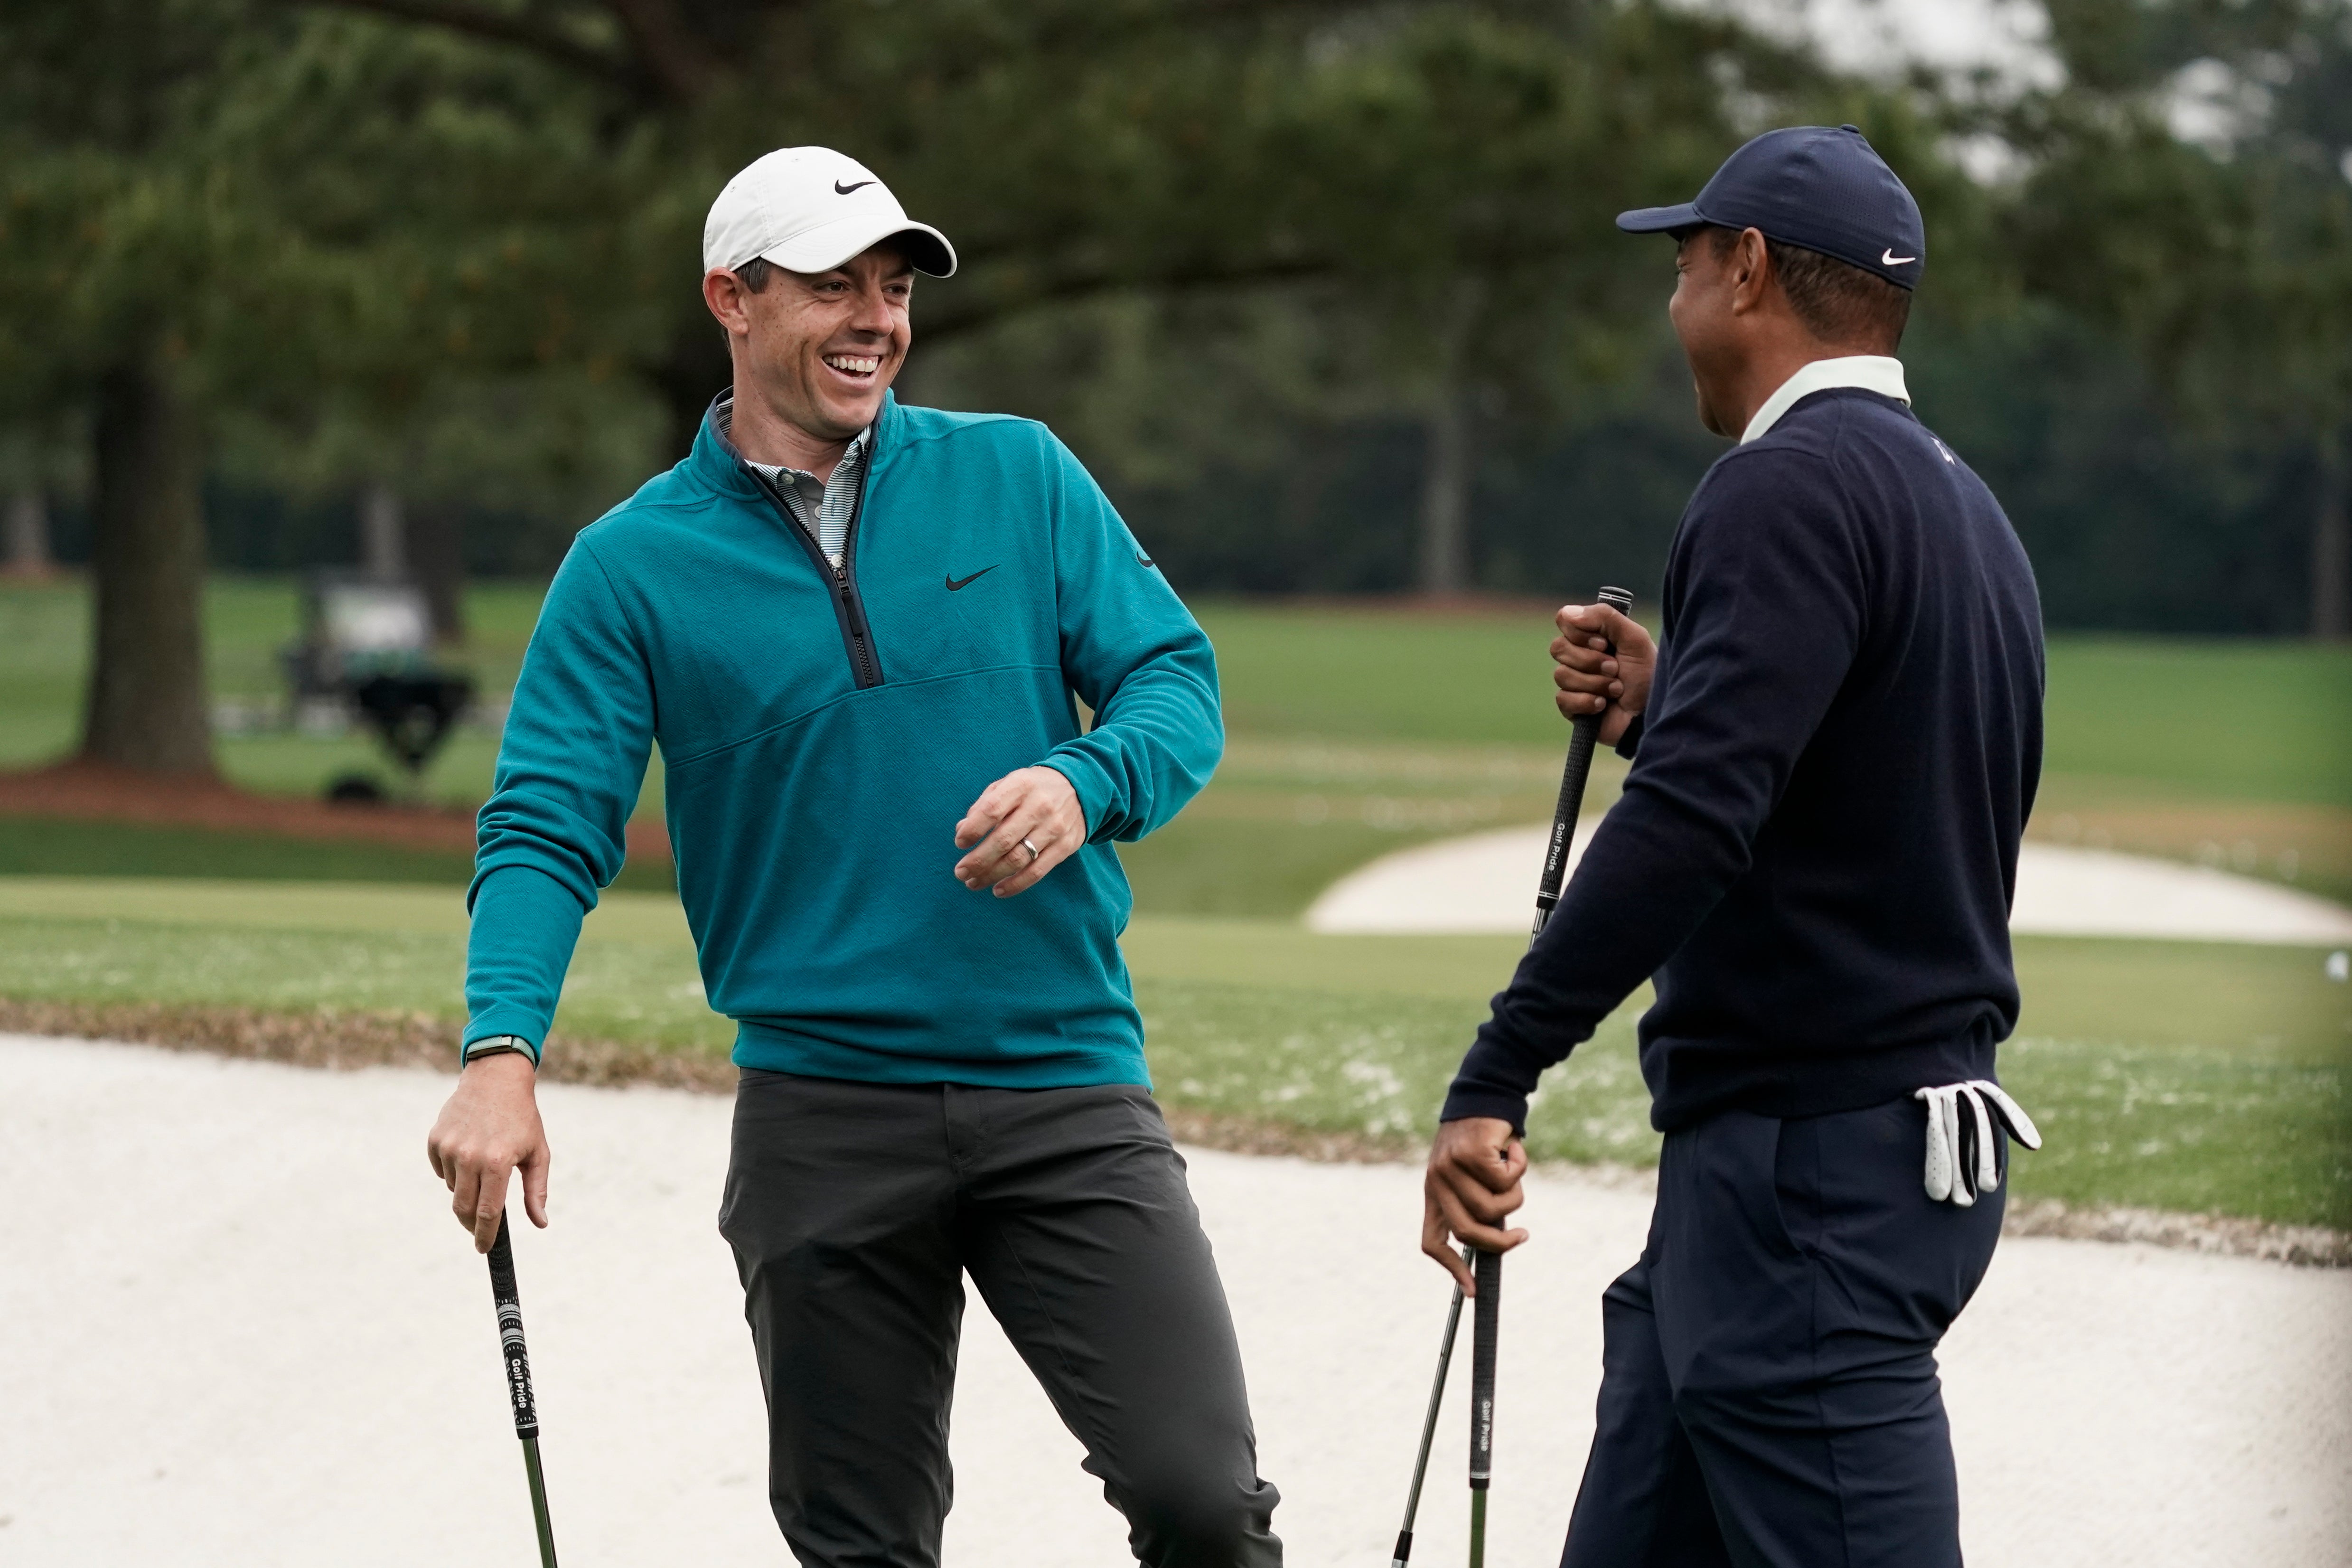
[406,500,469,648]
[1415,282,1486,598]
[2315,426,2348,642]
[80,354,216,776]
[359,480,406,580]
[5,487,51,577]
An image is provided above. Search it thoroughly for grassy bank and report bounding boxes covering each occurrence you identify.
[1,876,2342,1228]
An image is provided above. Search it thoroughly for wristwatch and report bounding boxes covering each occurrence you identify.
[463,1034,536,1066]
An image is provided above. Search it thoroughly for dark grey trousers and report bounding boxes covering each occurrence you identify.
[718,1070,1283,1568]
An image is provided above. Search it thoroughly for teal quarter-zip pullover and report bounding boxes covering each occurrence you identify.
[461,391,1223,1087]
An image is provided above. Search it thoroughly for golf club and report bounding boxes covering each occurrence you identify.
[487,1213,560,1568]
[1388,584,1634,1565]
[1387,1247,1469,1568]
[1467,1244,1501,1568]
[1535,585,1636,940]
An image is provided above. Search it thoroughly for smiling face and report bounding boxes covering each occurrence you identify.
[703,242,914,451]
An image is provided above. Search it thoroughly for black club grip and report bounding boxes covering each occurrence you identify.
[1468,1247,1501,1488]
[1534,585,1635,936]
[487,1215,541,1441]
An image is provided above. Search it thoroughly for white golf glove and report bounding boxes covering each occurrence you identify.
[1913,1080,2042,1206]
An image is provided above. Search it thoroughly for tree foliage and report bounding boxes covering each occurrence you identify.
[0,0,2343,789]
[1999,0,2352,633]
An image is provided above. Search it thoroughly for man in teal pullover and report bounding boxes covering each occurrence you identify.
[426,147,1279,1567]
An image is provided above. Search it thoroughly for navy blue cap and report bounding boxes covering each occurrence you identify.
[1616,124,1924,291]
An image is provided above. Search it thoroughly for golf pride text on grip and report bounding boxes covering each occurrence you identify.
[1467,1245,1503,1568]
[1533,585,1635,939]
[1468,1246,1500,1488]
[488,1218,540,1440]
[485,1214,561,1568]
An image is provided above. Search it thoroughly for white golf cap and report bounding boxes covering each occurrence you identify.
[702,147,956,279]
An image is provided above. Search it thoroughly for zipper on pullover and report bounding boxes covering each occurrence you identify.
[830,550,880,687]
[742,433,885,690]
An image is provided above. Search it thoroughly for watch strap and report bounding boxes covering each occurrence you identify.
[462,1034,536,1066]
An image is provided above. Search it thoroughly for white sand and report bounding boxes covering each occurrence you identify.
[1306,824,2352,944]
[3,1033,2346,1567]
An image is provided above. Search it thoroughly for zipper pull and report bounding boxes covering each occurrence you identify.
[835,565,871,639]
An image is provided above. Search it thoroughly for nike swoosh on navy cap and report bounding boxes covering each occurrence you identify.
[1615,124,1925,290]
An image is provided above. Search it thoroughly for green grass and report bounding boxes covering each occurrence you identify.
[3,583,2348,1225]
[2002,939,2351,1224]
[0,576,563,815]
[1162,607,1631,916]
[0,580,87,767]
[1194,601,2352,801]
[1148,607,2352,914]
[1132,920,2352,1224]
[6,580,2344,911]
[1115,735,1600,917]
[1123,920,1660,1163]
[0,817,478,883]
[2041,638,2352,808]
[1194,601,1578,746]
[2,877,2343,1227]
[0,817,675,891]
[9,580,2347,792]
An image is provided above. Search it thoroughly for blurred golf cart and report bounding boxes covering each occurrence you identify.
[283,573,477,804]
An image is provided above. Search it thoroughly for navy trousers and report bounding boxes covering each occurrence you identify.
[1560,1097,2005,1568]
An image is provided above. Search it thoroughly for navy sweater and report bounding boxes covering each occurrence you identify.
[1443,387,2044,1133]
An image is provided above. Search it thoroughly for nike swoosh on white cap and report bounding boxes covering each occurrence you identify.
[1883,248,1917,265]
[703,147,956,278]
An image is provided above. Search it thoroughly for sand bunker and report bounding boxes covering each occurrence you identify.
[3,1034,2345,1567]
[1307,824,2352,943]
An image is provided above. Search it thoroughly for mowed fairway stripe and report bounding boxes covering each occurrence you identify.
[0,875,694,947]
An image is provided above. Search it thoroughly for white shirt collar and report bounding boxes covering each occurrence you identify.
[1739,355,1909,444]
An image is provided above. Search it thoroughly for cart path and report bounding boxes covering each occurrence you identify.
[1306,822,2352,943]
[3,1034,2345,1568]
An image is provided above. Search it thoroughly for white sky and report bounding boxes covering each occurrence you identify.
[1799,0,2062,83]
[1703,3,2352,185]
[1727,0,2065,88]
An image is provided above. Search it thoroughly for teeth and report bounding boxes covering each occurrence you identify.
[824,355,880,375]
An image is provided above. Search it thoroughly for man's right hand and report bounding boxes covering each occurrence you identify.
[426,1051,551,1253]
[1552,601,1656,747]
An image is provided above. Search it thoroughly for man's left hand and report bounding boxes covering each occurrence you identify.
[955,766,1086,897]
[1422,1116,1530,1292]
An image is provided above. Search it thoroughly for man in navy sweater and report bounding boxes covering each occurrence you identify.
[1422,126,2046,1566]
